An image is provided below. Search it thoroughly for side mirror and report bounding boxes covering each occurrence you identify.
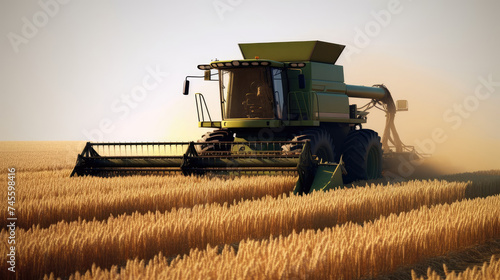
[298,74,306,89]
[182,80,190,95]
[396,100,408,111]
[204,70,211,81]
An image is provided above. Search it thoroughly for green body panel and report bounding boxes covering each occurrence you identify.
[310,81,346,94]
[285,120,320,126]
[239,41,345,64]
[296,163,344,194]
[308,62,344,82]
[286,67,304,93]
[292,141,344,195]
[316,93,350,120]
[287,62,345,92]
[199,121,221,128]
[198,119,363,129]
[220,119,282,128]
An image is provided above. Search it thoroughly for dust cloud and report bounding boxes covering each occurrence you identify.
[348,55,500,178]
[379,110,500,180]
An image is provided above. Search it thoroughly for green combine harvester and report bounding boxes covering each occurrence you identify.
[71,41,418,194]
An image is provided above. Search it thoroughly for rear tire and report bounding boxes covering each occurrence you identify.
[283,128,335,163]
[341,129,383,183]
[196,129,234,153]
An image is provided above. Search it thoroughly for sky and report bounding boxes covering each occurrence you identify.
[1,0,499,171]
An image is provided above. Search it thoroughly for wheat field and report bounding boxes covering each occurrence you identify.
[0,141,499,279]
[412,256,500,280]
[0,170,296,229]
[60,195,500,279]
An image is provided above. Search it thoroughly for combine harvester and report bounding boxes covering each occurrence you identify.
[71,41,418,194]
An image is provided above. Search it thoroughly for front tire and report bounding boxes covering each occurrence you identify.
[341,129,383,183]
[196,129,234,153]
[283,128,335,163]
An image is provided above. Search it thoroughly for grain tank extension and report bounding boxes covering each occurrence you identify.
[72,41,419,194]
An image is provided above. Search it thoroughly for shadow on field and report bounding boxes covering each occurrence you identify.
[374,239,500,280]
[437,170,500,199]
[348,164,500,200]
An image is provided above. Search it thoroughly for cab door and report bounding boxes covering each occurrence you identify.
[272,68,286,120]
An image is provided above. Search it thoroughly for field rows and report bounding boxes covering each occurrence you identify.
[0,170,295,228]
[0,141,84,172]
[1,142,499,279]
[375,238,500,279]
[62,195,500,279]
[0,178,492,279]
[3,169,498,230]
[414,255,500,280]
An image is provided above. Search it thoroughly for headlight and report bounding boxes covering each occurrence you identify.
[197,64,211,70]
[289,62,306,68]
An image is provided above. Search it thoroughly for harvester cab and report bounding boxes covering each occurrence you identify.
[72,41,419,194]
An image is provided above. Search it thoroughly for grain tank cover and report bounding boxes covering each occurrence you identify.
[239,41,345,64]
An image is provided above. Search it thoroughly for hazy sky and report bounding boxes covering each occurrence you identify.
[1,0,499,170]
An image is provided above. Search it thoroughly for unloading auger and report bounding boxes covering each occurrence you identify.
[72,41,419,194]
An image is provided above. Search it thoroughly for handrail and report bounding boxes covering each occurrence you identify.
[312,91,319,121]
[288,91,319,121]
[291,92,303,120]
[195,93,212,122]
[300,93,308,119]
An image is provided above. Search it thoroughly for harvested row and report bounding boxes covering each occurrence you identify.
[65,195,500,280]
[8,169,499,203]
[412,255,500,280]
[376,239,500,279]
[0,172,296,229]
[440,170,500,199]
[0,179,480,279]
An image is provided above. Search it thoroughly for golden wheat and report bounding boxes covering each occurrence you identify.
[0,142,296,228]
[441,170,500,199]
[61,195,500,280]
[412,255,500,280]
[2,142,500,279]
[0,179,483,279]
[0,170,295,228]
[0,141,84,171]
